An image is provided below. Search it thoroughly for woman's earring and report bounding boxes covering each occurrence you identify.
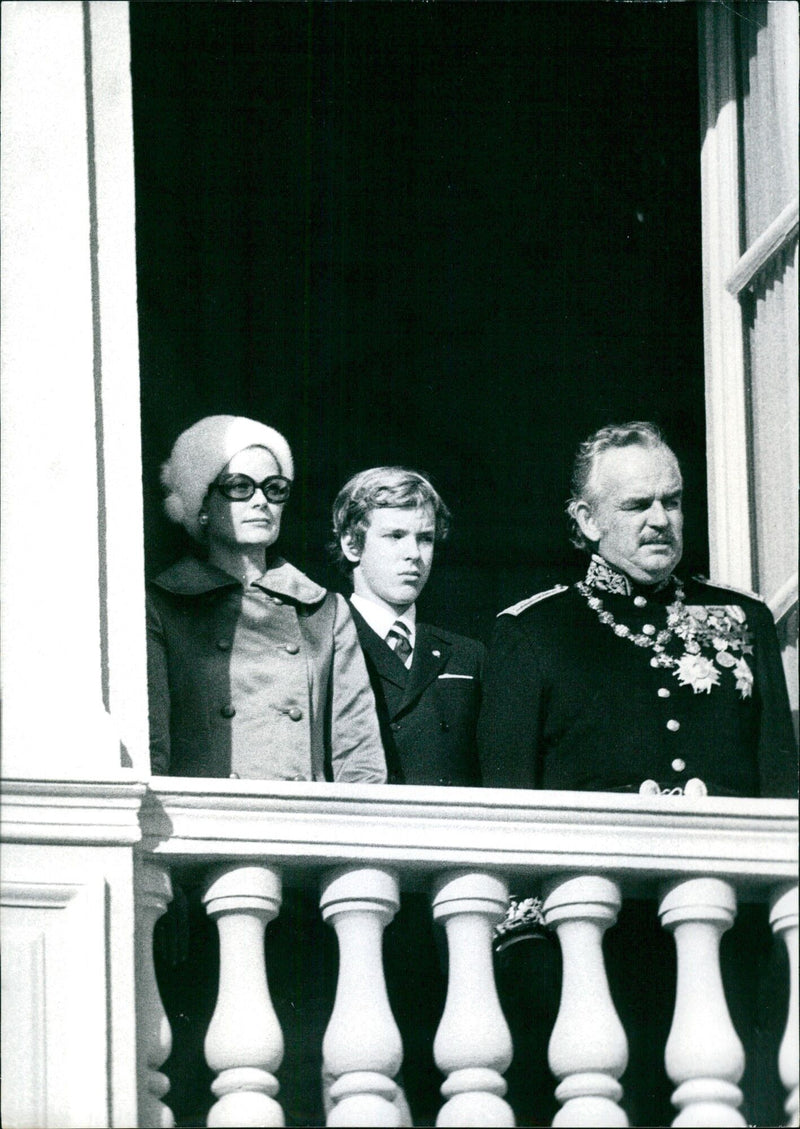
[198,512,209,528]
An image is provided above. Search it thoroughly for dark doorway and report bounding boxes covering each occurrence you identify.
[131,1,705,643]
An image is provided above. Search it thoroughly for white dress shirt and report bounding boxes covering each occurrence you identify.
[350,593,416,667]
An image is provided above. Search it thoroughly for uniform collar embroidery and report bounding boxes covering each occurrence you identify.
[577,563,754,699]
[585,555,671,597]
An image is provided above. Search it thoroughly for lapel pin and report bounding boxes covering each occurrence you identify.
[432,649,441,657]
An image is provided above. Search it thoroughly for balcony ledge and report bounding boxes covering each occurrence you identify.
[1,777,147,846]
[139,779,798,895]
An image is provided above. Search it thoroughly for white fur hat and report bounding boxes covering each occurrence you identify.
[161,415,294,541]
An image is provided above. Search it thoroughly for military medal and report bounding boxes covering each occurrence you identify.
[577,574,755,700]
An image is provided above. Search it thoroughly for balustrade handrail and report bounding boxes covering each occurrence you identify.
[126,781,800,1127]
[139,779,797,893]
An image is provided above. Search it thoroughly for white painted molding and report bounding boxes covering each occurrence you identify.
[84,0,149,777]
[0,872,111,1128]
[0,0,147,779]
[138,781,798,887]
[725,197,799,296]
[767,571,799,628]
[698,3,753,590]
[1,0,114,776]
[0,779,146,845]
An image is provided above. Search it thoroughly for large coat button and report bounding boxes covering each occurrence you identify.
[216,639,231,651]
[220,704,236,719]
[287,706,303,722]
[284,642,300,654]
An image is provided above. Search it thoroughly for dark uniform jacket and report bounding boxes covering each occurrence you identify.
[349,604,484,786]
[478,558,797,798]
[477,556,797,1128]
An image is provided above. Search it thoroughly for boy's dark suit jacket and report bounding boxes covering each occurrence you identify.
[349,602,484,1125]
[348,604,484,786]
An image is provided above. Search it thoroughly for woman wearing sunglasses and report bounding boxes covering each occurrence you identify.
[147,416,386,1126]
[147,413,386,783]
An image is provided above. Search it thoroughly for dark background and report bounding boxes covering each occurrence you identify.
[131,0,706,643]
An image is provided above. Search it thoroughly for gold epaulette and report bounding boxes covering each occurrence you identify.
[693,575,765,603]
[499,584,569,617]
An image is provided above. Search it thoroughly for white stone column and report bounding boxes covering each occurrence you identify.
[432,871,513,1128]
[135,861,175,1129]
[770,884,799,1127]
[659,877,745,1127]
[202,865,284,1128]
[321,866,403,1128]
[1,0,147,779]
[542,874,628,1127]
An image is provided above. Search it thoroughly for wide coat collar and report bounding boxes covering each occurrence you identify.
[151,555,327,607]
[349,604,452,716]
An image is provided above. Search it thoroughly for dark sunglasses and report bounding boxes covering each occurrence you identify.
[212,474,292,503]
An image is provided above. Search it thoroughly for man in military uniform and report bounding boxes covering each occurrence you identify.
[478,421,797,1125]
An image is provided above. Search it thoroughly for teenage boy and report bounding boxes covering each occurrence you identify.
[331,466,484,1125]
[332,465,483,787]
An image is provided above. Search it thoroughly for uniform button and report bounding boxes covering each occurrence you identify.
[657,688,671,699]
[390,721,401,731]
[271,596,283,605]
[287,706,303,722]
[671,758,686,772]
[284,642,300,654]
[666,719,680,732]
[220,704,236,719]
[216,639,231,651]
[642,623,656,636]
[634,595,648,608]
[229,772,240,779]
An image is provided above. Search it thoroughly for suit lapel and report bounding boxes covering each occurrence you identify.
[399,624,450,713]
[349,604,409,692]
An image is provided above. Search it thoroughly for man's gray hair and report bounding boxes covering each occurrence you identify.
[566,421,670,551]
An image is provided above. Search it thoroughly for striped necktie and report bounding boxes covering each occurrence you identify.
[386,619,413,666]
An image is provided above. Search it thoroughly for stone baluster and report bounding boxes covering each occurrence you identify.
[432,871,514,1127]
[659,877,745,1127]
[135,860,175,1129]
[542,874,629,1127]
[770,884,799,1127]
[202,865,284,1128]
[320,866,403,1127]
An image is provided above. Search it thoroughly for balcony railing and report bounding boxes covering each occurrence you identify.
[136,781,798,1129]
